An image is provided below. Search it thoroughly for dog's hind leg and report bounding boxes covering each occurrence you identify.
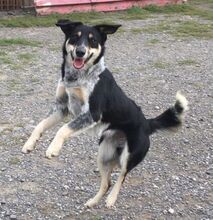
[85,130,125,207]
[85,161,114,208]
[105,134,149,208]
[105,144,128,208]
[22,80,68,153]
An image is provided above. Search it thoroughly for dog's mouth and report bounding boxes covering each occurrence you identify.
[72,53,93,70]
[73,58,85,69]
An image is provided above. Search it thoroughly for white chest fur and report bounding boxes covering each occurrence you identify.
[63,57,105,117]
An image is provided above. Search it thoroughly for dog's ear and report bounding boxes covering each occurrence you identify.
[94,24,121,35]
[56,19,83,36]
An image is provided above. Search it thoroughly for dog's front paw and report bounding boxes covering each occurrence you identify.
[45,147,60,159]
[84,198,98,208]
[22,141,36,153]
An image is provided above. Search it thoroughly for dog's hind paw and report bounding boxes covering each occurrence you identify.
[45,148,59,159]
[105,195,117,209]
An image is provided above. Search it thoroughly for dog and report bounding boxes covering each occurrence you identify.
[22,19,188,208]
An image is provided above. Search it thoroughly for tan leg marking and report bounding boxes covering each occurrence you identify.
[45,124,74,158]
[106,144,129,208]
[85,164,114,208]
[22,112,63,153]
[106,173,125,208]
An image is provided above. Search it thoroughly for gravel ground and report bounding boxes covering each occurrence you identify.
[0,14,212,220]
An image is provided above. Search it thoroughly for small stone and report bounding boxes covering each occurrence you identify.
[183,139,189,144]
[168,208,175,214]
[1,167,7,171]
[5,210,10,216]
[163,210,167,214]
[172,175,179,180]
[10,214,17,219]
[93,168,99,173]
[206,169,212,175]
[0,200,6,205]
[62,191,68,196]
[75,186,80,191]
[155,106,160,110]
[30,120,35,124]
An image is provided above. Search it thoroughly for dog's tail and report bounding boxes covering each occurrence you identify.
[148,92,188,135]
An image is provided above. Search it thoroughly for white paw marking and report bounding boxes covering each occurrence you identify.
[84,198,97,208]
[22,141,36,153]
[105,195,116,209]
[45,147,60,159]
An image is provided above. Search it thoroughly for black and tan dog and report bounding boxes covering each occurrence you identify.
[22,20,188,208]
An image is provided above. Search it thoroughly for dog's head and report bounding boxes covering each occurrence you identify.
[56,19,121,71]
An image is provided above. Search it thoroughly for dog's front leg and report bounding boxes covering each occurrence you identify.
[22,80,68,153]
[45,111,95,158]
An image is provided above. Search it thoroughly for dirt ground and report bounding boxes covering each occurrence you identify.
[0,13,212,220]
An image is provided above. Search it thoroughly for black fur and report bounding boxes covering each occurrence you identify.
[89,69,186,173]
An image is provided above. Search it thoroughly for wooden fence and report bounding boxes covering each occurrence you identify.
[0,0,34,11]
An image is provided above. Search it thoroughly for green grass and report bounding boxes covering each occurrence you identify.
[172,21,213,39]
[131,28,143,33]
[147,38,160,44]
[0,1,211,27]
[0,11,118,28]
[0,57,13,65]
[18,53,33,62]
[142,20,213,39]
[0,51,7,56]
[178,59,198,66]
[9,157,21,165]
[143,22,171,33]
[0,38,41,47]
[152,61,170,69]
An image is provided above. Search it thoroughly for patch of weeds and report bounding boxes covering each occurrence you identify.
[146,38,160,45]
[119,7,151,20]
[9,157,20,165]
[144,4,192,13]
[0,56,13,65]
[143,20,213,39]
[0,51,7,56]
[131,28,143,33]
[30,77,39,83]
[144,3,213,20]
[152,61,170,69]
[18,53,33,64]
[16,123,24,128]
[49,46,61,52]
[10,63,24,71]
[112,67,122,73]
[143,22,171,34]
[178,59,198,66]
[0,12,118,27]
[92,216,102,220]
[171,21,213,39]
[117,28,126,34]
[0,38,41,47]
[8,79,21,90]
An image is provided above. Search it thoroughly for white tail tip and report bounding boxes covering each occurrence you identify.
[176,91,189,112]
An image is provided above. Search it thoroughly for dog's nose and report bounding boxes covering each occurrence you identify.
[76,46,86,58]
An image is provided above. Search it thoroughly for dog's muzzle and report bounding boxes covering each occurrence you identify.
[72,46,93,70]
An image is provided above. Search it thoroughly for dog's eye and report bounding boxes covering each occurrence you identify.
[90,38,97,44]
[69,34,79,43]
